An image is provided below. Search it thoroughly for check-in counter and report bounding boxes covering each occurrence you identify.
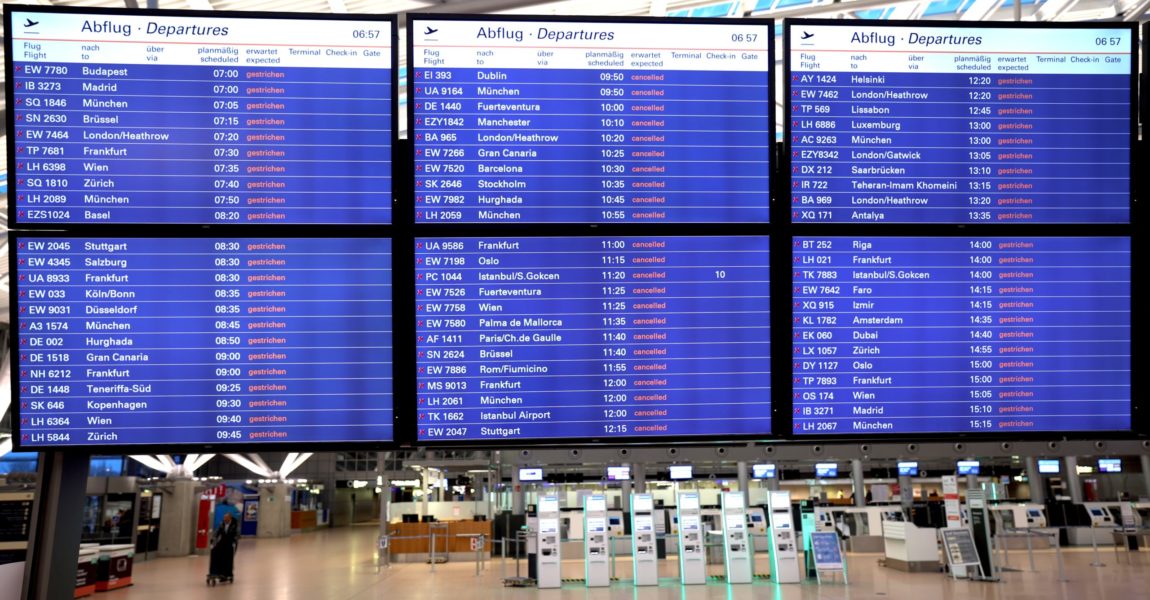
[824,505,894,553]
[75,545,99,597]
[882,521,939,572]
[290,510,318,531]
[387,521,493,562]
[95,544,134,591]
[1067,502,1122,546]
[990,503,1053,549]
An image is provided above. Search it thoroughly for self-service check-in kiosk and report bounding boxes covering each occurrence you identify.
[1132,502,1150,528]
[1086,504,1115,528]
[632,493,658,586]
[767,490,800,584]
[1026,507,1047,528]
[990,503,1052,550]
[994,504,1049,530]
[607,510,625,537]
[583,494,610,587]
[721,492,752,584]
[677,492,706,584]
[536,496,561,589]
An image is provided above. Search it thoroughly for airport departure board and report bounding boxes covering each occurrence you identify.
[787,21,1133,224]
[7,8,395,225]
[415,236,770,441]
[13,237,393,447]
[792,236,1130,435]
[410,16,773,224]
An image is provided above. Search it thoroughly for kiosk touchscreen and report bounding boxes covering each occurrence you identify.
[584,495,610,587]
[721,492,752,583]
[677,492,706,584]
[632,493,658,586]
[537,496,561,588]
[1026,508,1048,528]
[767,490,801,583]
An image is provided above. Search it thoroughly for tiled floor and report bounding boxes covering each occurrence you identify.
[106,525,1150,599]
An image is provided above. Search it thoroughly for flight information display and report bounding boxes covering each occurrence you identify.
[415,236,770,441]
[793,236,1130,435]
[787,21,1133,224]
[14,237,393,447]
[410,16,772,223]
[7,9,394,225]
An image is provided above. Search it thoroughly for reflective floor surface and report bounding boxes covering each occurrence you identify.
[104,525,1150,600]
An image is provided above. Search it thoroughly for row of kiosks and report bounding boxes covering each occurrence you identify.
[536,491,799,588]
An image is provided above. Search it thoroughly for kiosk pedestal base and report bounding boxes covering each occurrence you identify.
[881,557,939,573]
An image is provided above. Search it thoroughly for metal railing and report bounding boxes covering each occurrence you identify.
[499,529,533,586]
[990,527,1066,581]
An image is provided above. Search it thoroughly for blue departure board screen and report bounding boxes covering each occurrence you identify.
[415,236,770,442]
[410,16,773,224]
[6,8,395,225]
[787,21,1133,224]
[13,237,393,447]
[792,236,1130,435]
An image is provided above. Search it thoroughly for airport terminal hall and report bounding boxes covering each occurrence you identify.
[1,0,1149,598]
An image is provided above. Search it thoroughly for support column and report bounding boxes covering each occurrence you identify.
[1025,457,1045,504]
[257,483,291,538]
[156,478,197,556]
[1141,455,1150,499]
[899,475,913,508]
[633,463,646,494]
[511,467,524,516]
[1064,456,1083,503]
[852,459,866,507]
[486,469,495,519]
[23,452,88,600]
[737,462,749,507]
[621,478,632,513]
[322,467,337,528]
[421,468,430,519]
[377,452,390,534]
[378,485,390,533]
